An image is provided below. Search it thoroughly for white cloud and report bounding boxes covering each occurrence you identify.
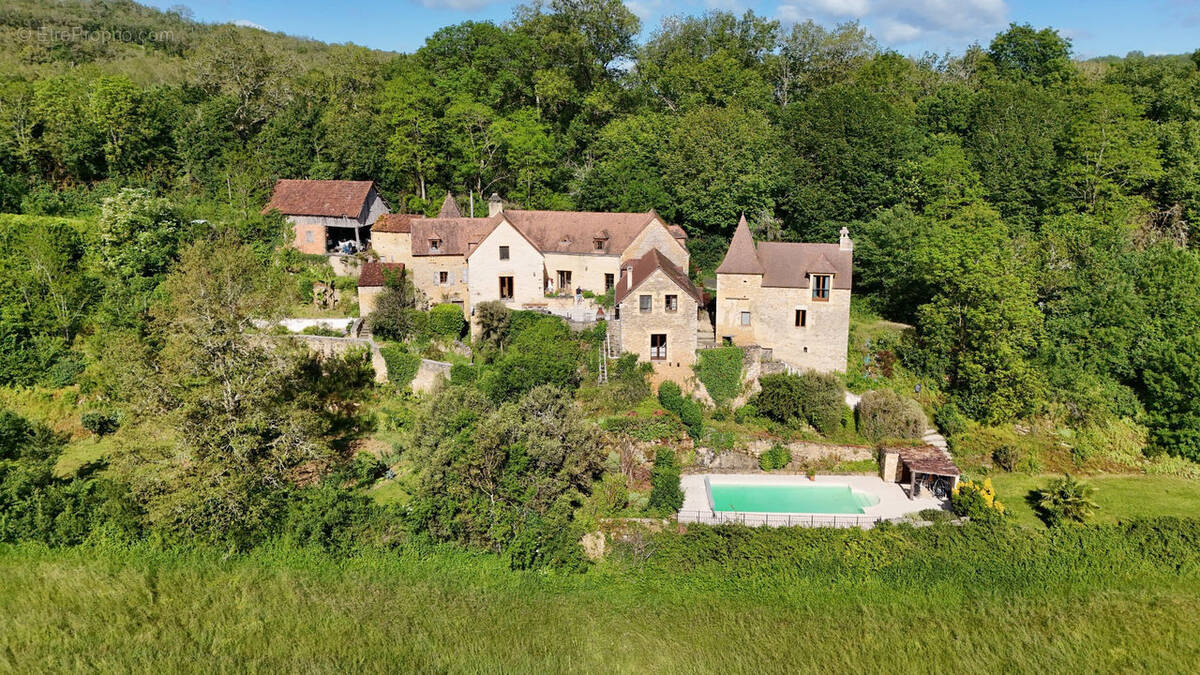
[417,0,497,9]
[777,0,1008,45]
[878,18,922,42]
[233,19,267,30]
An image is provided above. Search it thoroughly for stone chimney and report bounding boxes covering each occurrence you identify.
[839,226,853,252]
[624,264,634,291]
[488,193,503,217]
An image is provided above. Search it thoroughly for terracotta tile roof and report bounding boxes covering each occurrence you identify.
[357,261,405,287]
[715,214,852,289]
[437,192,462,218]
[756,242,852,289]
[614,249,703,305]
[715,214,764,275]
[898,445,961,476]
[501,210,665,255]
[372,213,423,233]
[411,215,501,256]
[668,225,688,240]
[263,179,376,218]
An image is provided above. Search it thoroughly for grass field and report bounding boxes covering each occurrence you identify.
[989,473,1200,528]
[2,535,1199,672]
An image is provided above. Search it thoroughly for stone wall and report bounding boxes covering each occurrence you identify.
[621,219,689,269]
[410,255,470,314]
[543,252,619,295]
[372,231,411,265]
[278,334,387,383]
[326,254,361,278]
[716,273,850,373]
[358,286,383,316]
[412,359,452,393]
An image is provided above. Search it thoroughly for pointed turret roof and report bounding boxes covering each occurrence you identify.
[716,214,764,275]
[437,192,462,218]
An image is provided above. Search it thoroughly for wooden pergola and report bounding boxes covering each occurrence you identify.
[898,446,961,499]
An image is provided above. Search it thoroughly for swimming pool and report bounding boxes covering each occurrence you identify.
[707,481,880,514]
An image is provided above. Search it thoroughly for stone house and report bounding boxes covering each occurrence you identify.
[610,249,704,367]
[372,193,690,323]
[715,215,852,373]
[464,198,689,311]
[263,179,390,255]
[356,261,405,316]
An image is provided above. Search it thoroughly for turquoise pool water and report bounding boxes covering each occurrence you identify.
[708,483,879,514]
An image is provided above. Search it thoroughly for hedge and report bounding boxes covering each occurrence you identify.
[694,346,742,406]
[378,345,421,390]
[428,303,466,338]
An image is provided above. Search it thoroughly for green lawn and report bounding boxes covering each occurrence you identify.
[989,473,1200,528]
[1,537,1198,672]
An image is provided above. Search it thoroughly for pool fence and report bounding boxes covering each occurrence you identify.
[676,510,907,528]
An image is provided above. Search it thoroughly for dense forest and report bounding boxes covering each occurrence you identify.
[3,0,1200,457]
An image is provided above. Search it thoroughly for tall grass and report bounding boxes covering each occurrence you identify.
[2,521,1199,672]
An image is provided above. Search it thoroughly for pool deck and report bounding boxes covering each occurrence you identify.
[679,473,947,527]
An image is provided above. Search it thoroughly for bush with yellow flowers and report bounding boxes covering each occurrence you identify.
[950,478,1007,524]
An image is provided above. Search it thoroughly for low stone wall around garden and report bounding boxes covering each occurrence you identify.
[412,359,452,393]
[695,440,875,473]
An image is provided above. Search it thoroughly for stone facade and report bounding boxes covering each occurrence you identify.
[410,255,470,312]
[716,277,851,373]
[613,263,699,368]
[466,219,545,310]
[372,231,412,266]
[542,252,619,295]
[622,220,689,269]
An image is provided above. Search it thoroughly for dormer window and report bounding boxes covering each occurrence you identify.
[594,239,605,251]
[429,238,441,252]
[812,275,831,301]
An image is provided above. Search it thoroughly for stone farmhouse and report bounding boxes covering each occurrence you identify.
[269,182,851,373]
[263,179,390,255]
[715,215,853,373]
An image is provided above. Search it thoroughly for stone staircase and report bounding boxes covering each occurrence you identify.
[696,311,717,350]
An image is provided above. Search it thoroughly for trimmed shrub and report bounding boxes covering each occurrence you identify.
[694,346,742,405]
[600,414,683,442]
[795,371,847,434]
[759,445,792,471]
[754,372,848,434]
[657,380,683,411]
[81,410,120,437]
[428,303,466,338]
[379,345,421,390]
[647,449,684,513]
[856,389,928,440]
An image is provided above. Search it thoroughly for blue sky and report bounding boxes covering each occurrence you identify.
[148,0,1200,59]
